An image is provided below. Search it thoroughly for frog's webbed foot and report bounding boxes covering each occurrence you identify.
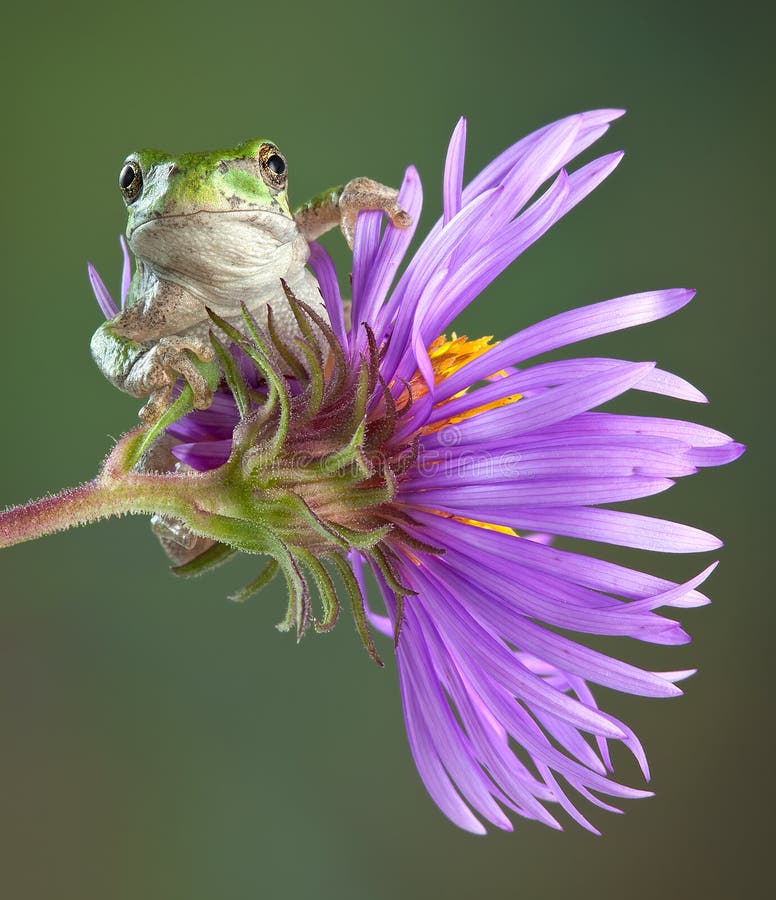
[339,177,412,249]
[124,335,215,423]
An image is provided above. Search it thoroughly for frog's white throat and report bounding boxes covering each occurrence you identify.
[129,209,311,311]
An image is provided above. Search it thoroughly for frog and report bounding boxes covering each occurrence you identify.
[90,138,411,423]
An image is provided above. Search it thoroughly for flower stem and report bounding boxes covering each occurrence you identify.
[0,481,132,548]
[0,470,210,549]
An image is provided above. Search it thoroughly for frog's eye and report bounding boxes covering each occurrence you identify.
[266,154,286,177]
[119,161,143,204]
[258,144,288,189]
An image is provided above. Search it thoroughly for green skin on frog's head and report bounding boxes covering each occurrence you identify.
[120,139,292,232]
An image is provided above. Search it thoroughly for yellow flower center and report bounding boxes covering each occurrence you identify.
[396,334,523,543]
[394,333,522,433]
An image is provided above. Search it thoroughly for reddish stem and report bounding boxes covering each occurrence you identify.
[0,481,134,548]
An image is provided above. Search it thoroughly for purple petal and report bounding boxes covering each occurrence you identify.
[444,563,686,645]
[509,413,738,460]
[622,563,718,612]
[409,475,674,511]
[399,608,515,829]
[307,242,347,348]
[426,358,705,431]
[378,186,502,369]
[508,618,684,698]
[408,512,713,606]
[349,551,393,637]
[443,118,467,225]
[88,262,119,319]
[501,506,722,553]
[560,152,624,213]
[460,109,625,208]
[413,172,573,350]
[447,118,582,250]
[171,439,232,470]
[434,290,695,401]
[358,166,423,333]
[409,153,625,354]
[119,234,131,308]
[414,605,565,827]
[425,362,656,446]
[421,551,688,645]
[406,444,697,485]
[405,564,652,801]
[409,568,628,740]
[396,612,489,833]
[687,442,746,467]
[349,210,383,334]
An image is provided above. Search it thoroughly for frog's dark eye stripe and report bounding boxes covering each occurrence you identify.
[119,160,143,204]
[258,144,288,189]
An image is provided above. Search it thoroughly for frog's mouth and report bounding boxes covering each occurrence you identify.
[129,208,308,303]
[128,206,296,242]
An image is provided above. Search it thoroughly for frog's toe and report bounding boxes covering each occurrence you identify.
[153,339,215,411]
[174,335,215,363]
[191,381,214,410]
[173,354,214,410]
[340,217,357,251]
[389,206,413,229]
[174,360,213,411]
[139,386,173,423]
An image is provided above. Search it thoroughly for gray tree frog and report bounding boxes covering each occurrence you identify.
[91,138,410,422]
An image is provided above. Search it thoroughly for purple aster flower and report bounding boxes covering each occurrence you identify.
[0,110,744,834]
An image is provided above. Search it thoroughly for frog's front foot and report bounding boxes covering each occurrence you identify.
[339,177,412,249]
[124,335,215,423]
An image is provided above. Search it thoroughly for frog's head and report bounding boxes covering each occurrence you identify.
[119,141,309,294]
[119,139,291,236]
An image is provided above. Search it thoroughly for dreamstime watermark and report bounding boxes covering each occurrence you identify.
[414,448,527,480]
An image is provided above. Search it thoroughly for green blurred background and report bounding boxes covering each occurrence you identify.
[0,1,770,897]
